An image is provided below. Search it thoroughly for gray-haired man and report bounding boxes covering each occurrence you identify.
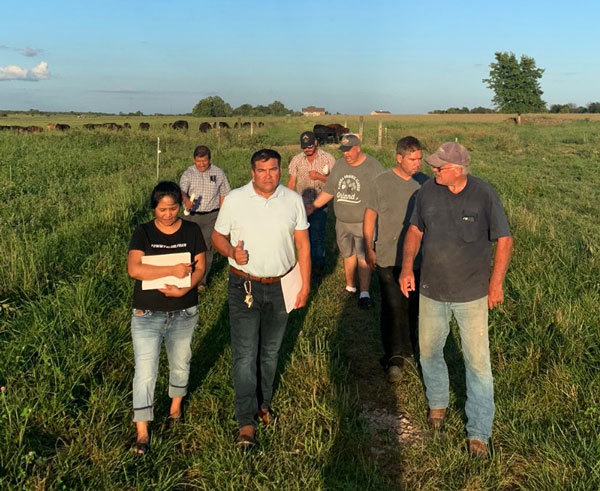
[400,142,513,458]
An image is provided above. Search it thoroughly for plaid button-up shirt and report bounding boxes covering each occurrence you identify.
[179,164,231,212]
[288,149,336,205]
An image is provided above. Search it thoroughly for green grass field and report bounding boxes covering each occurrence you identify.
[0,115,599,489]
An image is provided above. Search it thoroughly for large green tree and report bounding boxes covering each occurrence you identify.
[192,96,233,117]
[483,52,546,117]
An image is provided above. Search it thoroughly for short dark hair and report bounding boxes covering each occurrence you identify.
[250,148,281,169]
[150,181,182,209]
[193,145,211,160]
[396,136,422,156]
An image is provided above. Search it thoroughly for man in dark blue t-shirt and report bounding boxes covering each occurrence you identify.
[400,142,513,458]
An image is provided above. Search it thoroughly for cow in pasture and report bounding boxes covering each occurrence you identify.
[55,124,70,131]
[199,122,212,132]
[83,123,98,130]
[24,126,43,133]
[313,124,337,145]
[46,123,57,130]
[327,123,349,141]
[102,123,122,131]
[0,125,10,131]
[242,122,251,128]
[217,121,230,129]
[139,122,150,130]
[258,122,264,127]
[171,120,188,130]
[234,122,239,129]
[123,122,131,129]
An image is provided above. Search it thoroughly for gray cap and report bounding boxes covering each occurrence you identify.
[339,133,361,151]
[425,142,470,167]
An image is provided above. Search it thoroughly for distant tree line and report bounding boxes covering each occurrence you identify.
[429,106,496,114]
[192,96,300,118]
[548,102,600,113]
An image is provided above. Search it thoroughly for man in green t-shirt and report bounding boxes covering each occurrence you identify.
[364,136,427,382]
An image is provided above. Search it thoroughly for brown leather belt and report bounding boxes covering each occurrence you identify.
[230,266,283,284]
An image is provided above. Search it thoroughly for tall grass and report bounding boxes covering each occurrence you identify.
[0,118,598,488]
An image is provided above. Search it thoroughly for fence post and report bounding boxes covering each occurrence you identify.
[377,121,382,148]
[217,123,221,150]
[359,116,364,140]
[156,137,161,180]
[344,119,348,130]
[250,121,254,137]
[384,127,388,144]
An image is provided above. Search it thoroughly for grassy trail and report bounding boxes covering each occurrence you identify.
[1,119,599,489]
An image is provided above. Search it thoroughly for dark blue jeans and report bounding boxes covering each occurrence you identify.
[308,206,328,268]
[228,272,289,428]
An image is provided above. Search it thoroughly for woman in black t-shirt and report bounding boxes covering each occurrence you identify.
[127,181,206,455]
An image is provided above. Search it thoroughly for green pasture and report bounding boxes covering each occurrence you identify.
[0,116,598,489]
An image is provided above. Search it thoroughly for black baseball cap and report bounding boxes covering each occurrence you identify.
[300,131,316,148]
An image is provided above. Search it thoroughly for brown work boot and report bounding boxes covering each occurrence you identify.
[255,408,276,427]
[468,439,489,459]
[235,425,256,449]
[427,408,446,429]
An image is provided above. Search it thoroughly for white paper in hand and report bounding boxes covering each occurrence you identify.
[280,263,302,313]
[141,252,191,290]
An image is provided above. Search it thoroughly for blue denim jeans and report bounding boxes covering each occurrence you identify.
[308,206,327,268]
[228,272,289,428]
[130,306,198,422]
[418,295,494,443]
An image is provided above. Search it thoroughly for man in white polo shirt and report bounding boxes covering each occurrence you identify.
[212,148,311,448]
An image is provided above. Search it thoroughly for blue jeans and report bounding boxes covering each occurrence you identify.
[419,295,494,443]
[228,272,289,428]
[308,206,327,268]
[130,306,198,422]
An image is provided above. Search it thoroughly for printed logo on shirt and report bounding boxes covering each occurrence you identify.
[336,175,361,204]
[210,175,216,183]
[151,243,187,249]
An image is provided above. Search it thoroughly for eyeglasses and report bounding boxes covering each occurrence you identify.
[432,165,456,173]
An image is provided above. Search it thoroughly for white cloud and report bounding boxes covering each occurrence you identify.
[0,61,50,81]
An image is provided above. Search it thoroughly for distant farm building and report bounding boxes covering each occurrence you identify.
[370,110,391,115]
[302,106,326,116]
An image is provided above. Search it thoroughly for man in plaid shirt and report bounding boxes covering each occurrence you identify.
[180,145,231,288]
[286,131,335,282]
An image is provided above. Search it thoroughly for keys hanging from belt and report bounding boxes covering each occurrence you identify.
[244,280,253,308]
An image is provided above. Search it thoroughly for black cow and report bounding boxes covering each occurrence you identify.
[171,120,188,130]
[55,124,70,131]
[327,124,349,142]
[313,124,337,145]
[123,122,131,129]
[214,121,229,129]
[83,123,97,130]
[199,122,212,133]
[257,121,264,127]
[139,122,150,130]
[242,122,251,128]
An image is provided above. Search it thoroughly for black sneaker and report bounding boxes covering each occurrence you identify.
[357,296,372,310]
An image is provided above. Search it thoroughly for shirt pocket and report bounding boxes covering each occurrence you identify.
[460,209,485,243]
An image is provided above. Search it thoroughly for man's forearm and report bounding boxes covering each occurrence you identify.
[312,191,333,209]
[490,236,513,287]
[211,231,234,259]
[401,226,423,272]
[363,208,377,253]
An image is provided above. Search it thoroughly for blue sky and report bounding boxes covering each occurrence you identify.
[1,0,598,114]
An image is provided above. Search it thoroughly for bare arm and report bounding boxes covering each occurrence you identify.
[127,249,192,281]
[307,191,334,215]
[363,208,378,271]
[293,228,311,309]
[286,175,297,190]
[488,235,513,309]
[399,225,423,297]
[211,230,248,265]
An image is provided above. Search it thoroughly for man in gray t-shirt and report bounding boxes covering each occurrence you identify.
[363,136,427,382]
[400,142,513,458]
[309,134,384,309]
